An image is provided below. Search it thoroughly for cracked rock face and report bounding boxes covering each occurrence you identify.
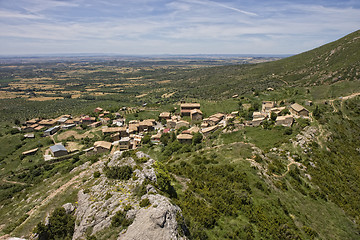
[72,151,187,240]
[119,194,186,240]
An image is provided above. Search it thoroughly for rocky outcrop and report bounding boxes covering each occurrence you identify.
[119,194,186,240]
[72,151,187,240]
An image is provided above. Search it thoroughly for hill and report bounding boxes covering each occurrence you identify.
[170,30,360,100]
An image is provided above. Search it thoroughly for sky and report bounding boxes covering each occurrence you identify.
[0,0,359,55]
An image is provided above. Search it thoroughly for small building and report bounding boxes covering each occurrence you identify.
[50,144,68,157]
[289,103,309,117]
[24,133,35,138]
[44,126,60,136]
[94,107,103,113]
[34,125,45,131]
[139,120,154,132]
[26,118,40,126]
[180,103,201,116]
[159,112,171,120]
[89,121,102,128]
[57,117,69,125]
[275,115,294,127]
[38,119,57,127]
[175,120,190,130]
[81,117,96,125]
[269,107,286,116]
[188,126,200,134]
[201,125,219,138]
[61,124,76,130]
[22,148,38,156]
[94,141,112,153]
[262,101,275,113]
[166,119,177,129]
[118,137,131,150]
[232,94,239,98]
[102,127,128,136]
[151,133,162,143]
[253,112,267,119]
[177,133,193,144]
[252,117,265,127]
[190,109,203,121]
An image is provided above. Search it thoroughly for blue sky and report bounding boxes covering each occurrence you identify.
[0,0,359,55]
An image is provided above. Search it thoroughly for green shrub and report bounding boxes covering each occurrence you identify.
[139,198,151,208]
[104,165,133,180]
[34,207,75,240]
[111,210,133,228]
[93,171,101,178]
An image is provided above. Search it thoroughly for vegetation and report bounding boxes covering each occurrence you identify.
[1,30,360,239]
[34,207,75,240]
[103,165,133,181]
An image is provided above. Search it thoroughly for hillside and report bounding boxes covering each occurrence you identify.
[170,30,360,99]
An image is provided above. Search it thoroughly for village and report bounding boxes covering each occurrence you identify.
[19,100,312,161]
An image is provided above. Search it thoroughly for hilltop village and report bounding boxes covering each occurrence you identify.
[19,100,311,161]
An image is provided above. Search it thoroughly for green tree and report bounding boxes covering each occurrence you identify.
[192,132,203,145]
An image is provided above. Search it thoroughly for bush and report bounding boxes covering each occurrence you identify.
[111,210,133,228]
[104,165,133,180]
[93,171,101,178]
[34,207,75,240]
[139,198,151,208]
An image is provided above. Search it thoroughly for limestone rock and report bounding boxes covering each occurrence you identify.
[62,203,75,214]
[119,194,186,240]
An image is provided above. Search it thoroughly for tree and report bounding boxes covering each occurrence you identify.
[192,133,203,145]
[313,105,321,120]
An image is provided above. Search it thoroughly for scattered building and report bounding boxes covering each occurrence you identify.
[289,103,309,117]
[50,144,68,157]
[151,133,162,143]
[175,120,190,130]
[180,103,201,116]
[44,126,60,136]
[262,101,275,113]
[177,133,193,144]
[81,117,96,125]
[24,133,35,138]
[252,117,265,127]
[38,119,57,127]
[253,112,267,119]
[190,109,203,121]
[159,112,171,120]
[201,125,219,137]
[275,115,294,127]
[61,124,76,130]
[166,119,177,129]
[118,137,131,150]
[22,148,38,156]
[94,141,112,153]
[94,107,103,113]
[89,121,102,128]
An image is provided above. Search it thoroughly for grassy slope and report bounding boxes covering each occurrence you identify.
[171,30,360,100]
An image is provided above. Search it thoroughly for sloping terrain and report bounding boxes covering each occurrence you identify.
[170,30,360,99]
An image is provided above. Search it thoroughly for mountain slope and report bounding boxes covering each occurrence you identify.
[170,30,360,99]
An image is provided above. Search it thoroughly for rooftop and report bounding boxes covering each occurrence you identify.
[50,144,67,153]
